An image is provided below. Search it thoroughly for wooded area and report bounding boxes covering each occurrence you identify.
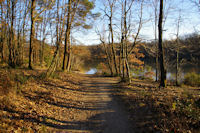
[0,0,200,132]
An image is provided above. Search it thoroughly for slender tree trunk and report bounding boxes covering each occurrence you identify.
[0,28,4,61]
[29,0,36,69]
[155,6,159,82]
[122,0,131,83]
[21,0,28,65]
[125,58,131,83]
[40,38,45,66]
[0,41,3,61]
[102,41,114,76]
[16,7,22,66]
[66,30,71,71]
[118,43,122,75]
[0,3,4,61]
[40,11,47,66]
[158,0,166,87]
[45,0,61,78]
[46,45,60,78]
[122,35,126,80]
[109,10,118,75]
[63,0,71,71]
[176,12,181,86]
[8,0,16,68]
[175,54,180,86]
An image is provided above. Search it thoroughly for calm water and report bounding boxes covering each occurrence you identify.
[86,68,97,74]
[132,69,185,82]
[86,68,185,81]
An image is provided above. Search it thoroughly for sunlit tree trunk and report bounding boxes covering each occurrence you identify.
[46,0,62,78]
[103,41,114,76]
[66,30,71,71]
[63,0,72,71]
[109,2,118,76]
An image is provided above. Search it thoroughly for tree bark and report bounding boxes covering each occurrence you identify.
[8,0,16,68]
[63,0,72,71]
[66,30,71,71]
[29,0,36,69]
[45,0,61,78]
[176,48,179,86]
[109,5,118,76]
[102,41,114,76]
[0,2,4,61]
[158,0,166,87]
[154,2,159,82]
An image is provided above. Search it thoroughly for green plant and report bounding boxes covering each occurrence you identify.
[184,72,200,86]
[44,54,53,67]
[15,73,29,85]
[51,72,60,79]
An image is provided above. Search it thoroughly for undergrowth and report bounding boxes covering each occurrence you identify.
[184,72,200,86]
[116,79,200,132]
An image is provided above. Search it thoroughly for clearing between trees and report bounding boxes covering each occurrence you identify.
[0,69,199,132]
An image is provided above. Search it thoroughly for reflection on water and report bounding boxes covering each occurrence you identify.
[86,68,97,74]
[133,69,185,82]
[86,68,187,82]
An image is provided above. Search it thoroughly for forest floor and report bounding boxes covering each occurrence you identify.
[0,68,200,132]
[0,68,133,132]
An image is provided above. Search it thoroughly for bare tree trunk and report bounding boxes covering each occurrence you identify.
[40,10,47,66]
[63,0,71,71]
[122,35,126,80]
[118,43,122,75]
[125,58,131,83]
[102,41,114,76]
[63,0,79,72]
[45,45,60,78]
[0,3,5,61]
[45,0,61,78]
[8,0,16,68]
[176,48,179,86]
[176,13,181,86]
[121,0,131,83]
[21,0,29,65]
[109,6,118,76]
[29,0,36,69]
[16,3,23,66]
[158,0,166,87]
[154,2,159,82]
[66,30,71,71]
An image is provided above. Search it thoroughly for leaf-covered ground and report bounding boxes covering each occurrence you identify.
[114,78,200,133]
[0,69,85,132]
[0,68,200,132]
[0,68,133,132]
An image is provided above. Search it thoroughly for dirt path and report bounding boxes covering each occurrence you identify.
[0,72,133,132]
[63,75,133,133]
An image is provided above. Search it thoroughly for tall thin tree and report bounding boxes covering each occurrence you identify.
[158,0,166,87]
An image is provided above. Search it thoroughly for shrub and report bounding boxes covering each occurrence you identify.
[184,72,200,86]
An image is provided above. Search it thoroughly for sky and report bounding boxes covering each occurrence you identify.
[73,0,200,45]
